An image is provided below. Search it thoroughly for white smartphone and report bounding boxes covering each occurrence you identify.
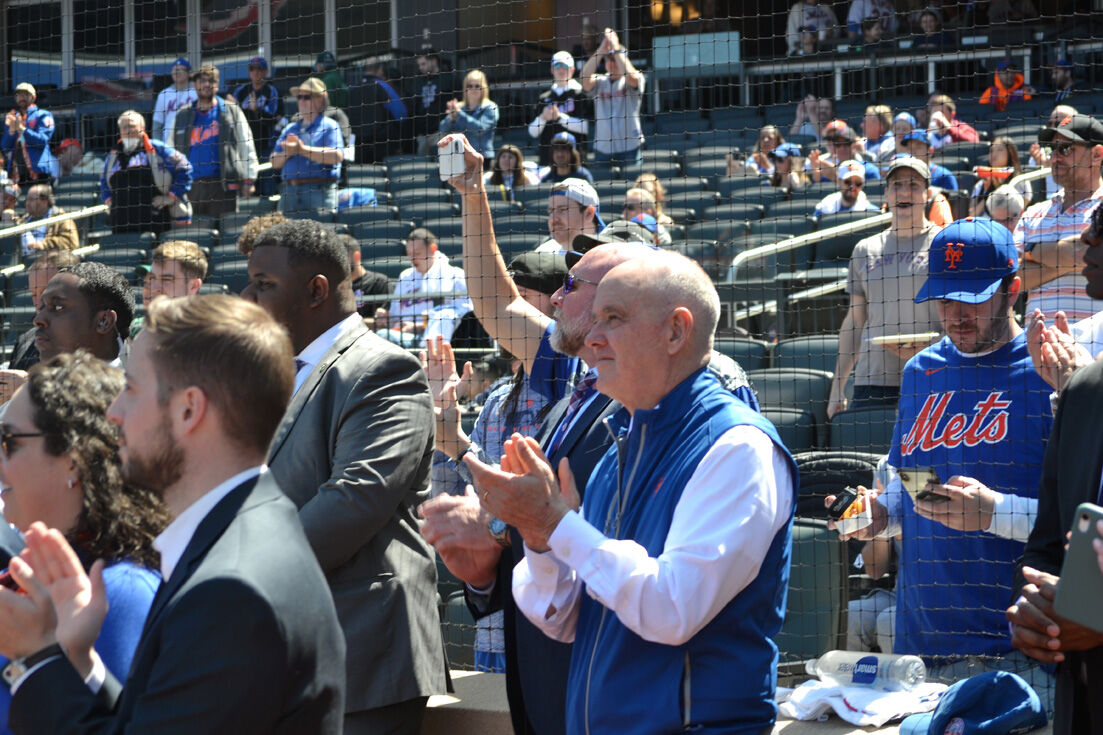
[438,135,466,181]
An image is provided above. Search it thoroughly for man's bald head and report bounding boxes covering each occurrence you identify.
[585,251,719,411]
[601,251,719,357]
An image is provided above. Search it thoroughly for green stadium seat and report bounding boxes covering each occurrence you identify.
[774,519,848,668]
[762,407,817,454]
[713,336,770,371]
[746,368,833,447]
[773,335,839,374]
[828,405,898,455]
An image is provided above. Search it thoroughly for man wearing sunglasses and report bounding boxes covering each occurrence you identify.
[812,159,880,221]
[1013,114,1103,322]
[270,77,344,218]
[423,133,756,735]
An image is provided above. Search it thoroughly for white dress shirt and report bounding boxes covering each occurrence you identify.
[512,424,793,646]
[293,312,363,394]
[153,465,264,581]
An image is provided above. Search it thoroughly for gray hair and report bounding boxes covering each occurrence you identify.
[986,185,1025,218]
[117,109,146,131]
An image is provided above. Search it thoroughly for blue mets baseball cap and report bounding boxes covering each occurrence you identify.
[898,671,1046,735]
[902,129,931,147]
[916,217,1018,304]
[768,142,802,159]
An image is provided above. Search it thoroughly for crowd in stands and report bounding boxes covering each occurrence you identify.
[0,8,1103,733]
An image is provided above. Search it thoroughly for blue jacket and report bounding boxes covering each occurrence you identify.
[438,101,499,158]
[566,368,797,734]
[1,105,57,179]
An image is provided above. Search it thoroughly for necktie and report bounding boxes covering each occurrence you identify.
[546,370,599,457]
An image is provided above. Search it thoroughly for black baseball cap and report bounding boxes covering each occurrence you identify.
[508,252,568,295]
[1039,114,1103,147]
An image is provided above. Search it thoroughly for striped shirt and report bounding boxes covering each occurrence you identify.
[1013,183,1103,321]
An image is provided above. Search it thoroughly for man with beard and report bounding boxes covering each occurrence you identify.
[1014,114,1103,322]
[419,133,755,735]
[0,294,345,733]
[172,65,257,217]
[812,160,880,220]
[101,110,192,234]
[1,84,56,187]
[832,218,1054,700]
[241,220,445,735]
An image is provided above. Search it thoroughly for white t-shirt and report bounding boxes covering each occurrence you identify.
[153,85,198,141]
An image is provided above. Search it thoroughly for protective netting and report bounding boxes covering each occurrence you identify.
[1,0,1097,703]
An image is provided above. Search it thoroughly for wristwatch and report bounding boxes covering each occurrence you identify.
[2,643,64,687]
[488,517,511,548]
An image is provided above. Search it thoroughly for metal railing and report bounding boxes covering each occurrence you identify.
[719,167,1052,333]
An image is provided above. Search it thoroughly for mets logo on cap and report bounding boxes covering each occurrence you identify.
[915,218,1019,304]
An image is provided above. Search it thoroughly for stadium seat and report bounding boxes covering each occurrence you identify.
[715,174,769,200]
[773,519,848,667]
[388,173,441,192]
[701,202,765,222]
[761,407,817,455]
[87,230,157,250]
[361,256,411,279]
[664,190,721,215]
[774,335,840,374]
[683,159,730,180]
[350,220,417,242]
[207,259,251,294]
[512,183,555,207]
[336,205,401,228]
[586,162,620,181]
[713,336,770,371]
[494,233,542,260]
[398,201,459,226]
[749,216,816,240]
[654,177,709,195]
[764,199,817,222]
[494,214,547,237]
[622,161,682,182]
[936,141,989,165]
[746,367,833,446]
[197,282,230,295]
[787,182,837,203]
[88,247,148,269]
[687,220,753,249]
[170,227,221,251]
[421,217,463,241]
[792,450,880,520]
[391,186,454,206]
[828,404,898,455]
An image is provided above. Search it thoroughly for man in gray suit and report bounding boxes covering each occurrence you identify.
[241,219,445,734]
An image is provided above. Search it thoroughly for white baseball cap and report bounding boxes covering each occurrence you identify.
[836,159,866,182]
[552,51,574,68]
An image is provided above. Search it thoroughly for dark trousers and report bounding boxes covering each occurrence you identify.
[190,178,238,217]
[343,697,428,735]
[851,384,900,410]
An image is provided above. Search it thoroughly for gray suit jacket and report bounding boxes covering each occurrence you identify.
[267,321,445,713]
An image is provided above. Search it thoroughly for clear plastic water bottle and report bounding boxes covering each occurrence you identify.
[805,650,926,692]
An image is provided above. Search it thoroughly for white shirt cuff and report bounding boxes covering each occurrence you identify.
[84,651,106,694]
[548,508,607,568]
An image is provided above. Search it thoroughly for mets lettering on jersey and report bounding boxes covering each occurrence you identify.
[900,391,1010,456]
[887,333,1052,659]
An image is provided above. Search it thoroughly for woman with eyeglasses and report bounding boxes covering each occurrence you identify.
[0,351,167,732]
[439,69,500,161]
[970,136,1031,216]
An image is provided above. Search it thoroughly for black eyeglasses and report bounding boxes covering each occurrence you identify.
[297,94,314,101]
[1052,141,1080,157]
[562,273,598,294]
[466,84,484,89]
[0,430,46,460]
[842,180,864,189]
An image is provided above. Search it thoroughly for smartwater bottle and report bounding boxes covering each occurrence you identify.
[805,650,926,692]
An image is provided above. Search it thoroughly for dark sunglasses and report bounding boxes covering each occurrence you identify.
[842,180,864,189]
[297,94,314,101]
[0,429,46,459]
[562,273,598,294]
[1051,141,1080,156]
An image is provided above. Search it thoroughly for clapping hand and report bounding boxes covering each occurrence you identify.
[282,133,302,156]
[1027,309,1094,392]
[20,523,108,678]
